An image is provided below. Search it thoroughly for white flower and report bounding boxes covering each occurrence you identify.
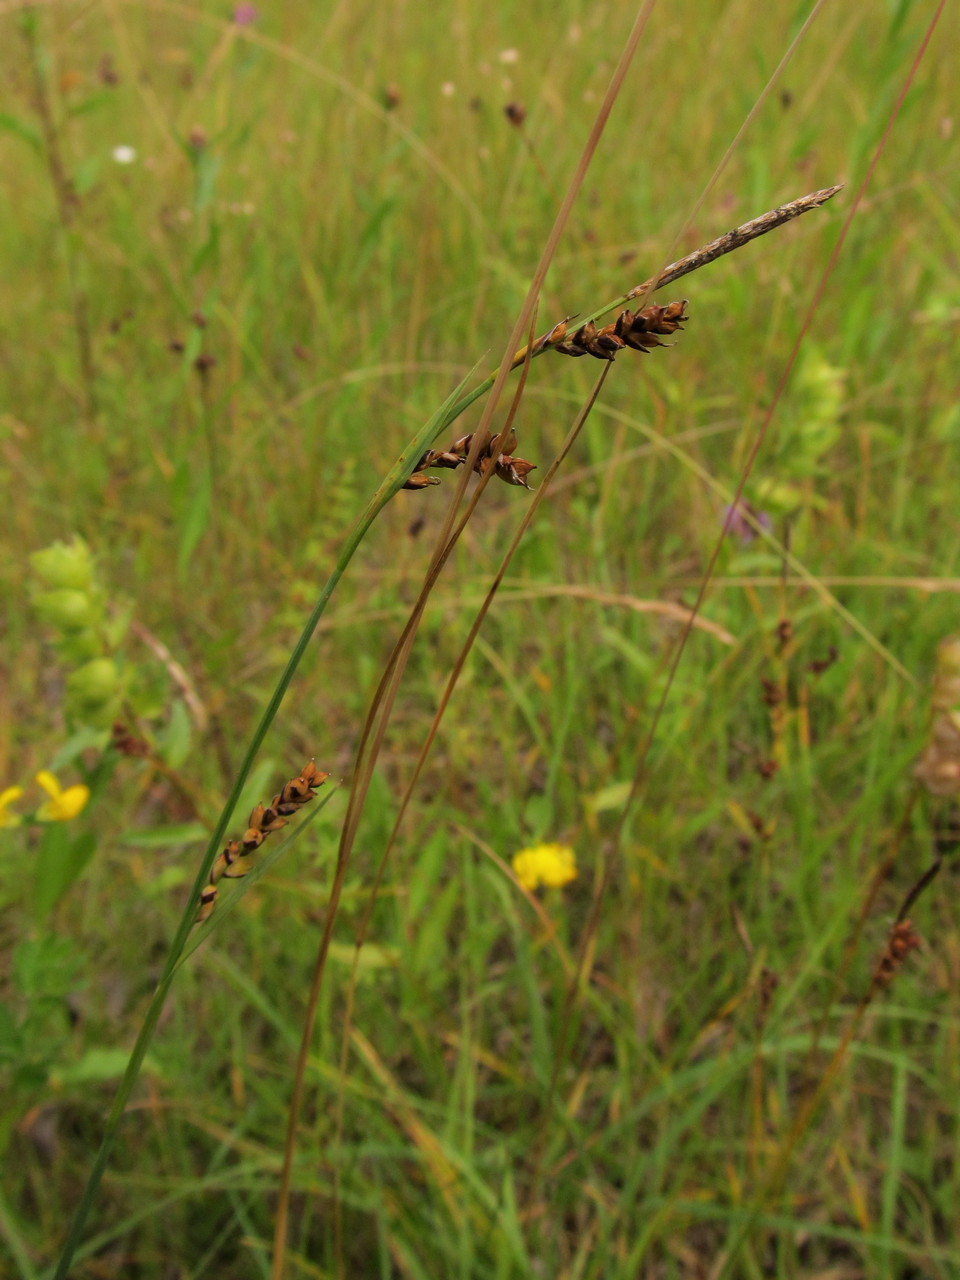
[112,145,137,164]
[441,81,455,97]
[498,48,519,64]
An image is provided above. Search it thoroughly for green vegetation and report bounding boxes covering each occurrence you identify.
[2,1,959,1275]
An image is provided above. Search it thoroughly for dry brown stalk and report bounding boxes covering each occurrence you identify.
[195,760,329,923]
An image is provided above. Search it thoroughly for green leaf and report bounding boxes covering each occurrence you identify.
[13,936,81,1000]
[328,941,399,972]
[120,822,208,849]
[0,111,41,153]
[585,780,633,814]
[142,866,190,896]
[411,877,459,987]
[159,698,192,769]
[176,464,212,582]
[74,155,103,196]
[49,726,110,770]
[50,1048,162,1089]
[0,1003,25,1065]
[66,92,114,119]
[407,828,448,922]
[192,153,221,216]
[33,827,97,922]
[190,221,221,276]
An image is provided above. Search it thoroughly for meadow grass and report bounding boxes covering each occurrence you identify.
[1,1,959,1276]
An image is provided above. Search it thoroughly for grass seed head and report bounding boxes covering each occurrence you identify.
[195,761,328,922]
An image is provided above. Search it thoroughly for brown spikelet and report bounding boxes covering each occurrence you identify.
[418,449,464,471]
[871,919,922,992]
[195,761,329,923]
[492,455,537,488]
[196,883,218,923]
[554,318,623,360]
[532,316,575,354]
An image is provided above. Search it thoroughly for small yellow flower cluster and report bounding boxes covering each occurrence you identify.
[0,772,90,828]
[511,842,577,891]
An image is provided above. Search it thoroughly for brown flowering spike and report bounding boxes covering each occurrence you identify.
[551,301,688,360]
[195,760,328,924]
[403,474,441,490]
[872,919,922,990]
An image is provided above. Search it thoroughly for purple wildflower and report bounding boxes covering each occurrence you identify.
[232,3,259,25]
[722,501,771,544]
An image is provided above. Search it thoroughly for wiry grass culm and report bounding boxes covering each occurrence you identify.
[2,2,957,1277]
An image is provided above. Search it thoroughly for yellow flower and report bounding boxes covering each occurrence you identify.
[35,771,90,822]
[511,842,577,891]
[0,785,25,829]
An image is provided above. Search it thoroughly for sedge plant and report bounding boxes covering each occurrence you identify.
[29,2,951,1276]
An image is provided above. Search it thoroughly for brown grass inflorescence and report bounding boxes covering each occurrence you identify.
[195,760,329,923]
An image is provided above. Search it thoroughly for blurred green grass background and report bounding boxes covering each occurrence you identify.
[2,0,959,1275]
